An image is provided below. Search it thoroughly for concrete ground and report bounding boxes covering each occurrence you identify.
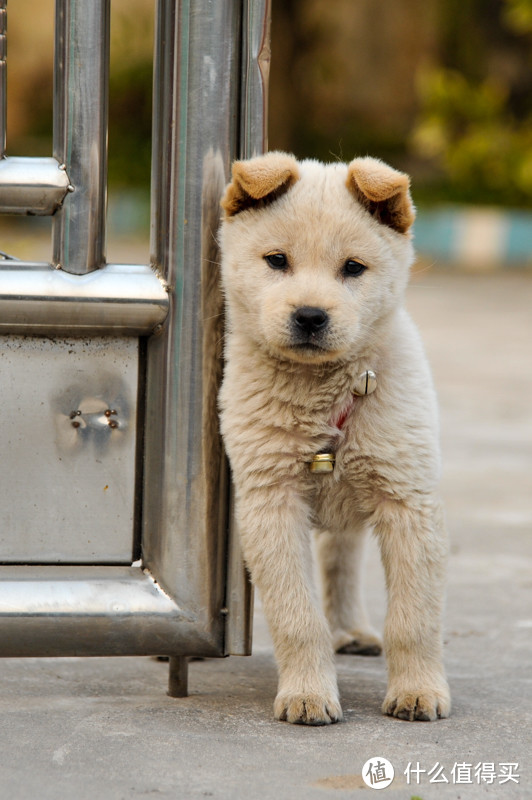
[1,270,531,799]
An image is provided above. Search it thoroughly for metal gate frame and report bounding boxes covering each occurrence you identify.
[0,0,270,680]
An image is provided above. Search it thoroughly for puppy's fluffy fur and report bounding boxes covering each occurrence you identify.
[218,152,450,725]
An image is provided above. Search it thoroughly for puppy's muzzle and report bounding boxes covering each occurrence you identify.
[291,306,329,345]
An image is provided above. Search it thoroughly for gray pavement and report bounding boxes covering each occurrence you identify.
[1,270,531,799]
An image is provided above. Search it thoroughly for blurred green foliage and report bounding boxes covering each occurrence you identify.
[504,0,532,32]
[108,60,153,189]
[107,3,153,190]
[411,0,532,206]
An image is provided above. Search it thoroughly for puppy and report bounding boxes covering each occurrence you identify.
[218,152,450,725]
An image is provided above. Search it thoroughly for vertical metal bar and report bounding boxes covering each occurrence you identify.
[223,0,271,656]
[0,0,6,158]
[167,656,189,698]
[143,0,242,651]
[240,0,271,157]
[52,0,109,274]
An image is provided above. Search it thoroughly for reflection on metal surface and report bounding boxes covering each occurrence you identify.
[0,566,220,657]
[240,0,271,156]
[0,263,169,335]
[0,336,138,564]
[53,0,109,274]
[0,157,70,215]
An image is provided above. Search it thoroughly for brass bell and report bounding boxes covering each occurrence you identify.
[352,369,377,396]
[310,453,335,473]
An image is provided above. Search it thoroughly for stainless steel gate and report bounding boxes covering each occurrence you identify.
[0,0,269,692]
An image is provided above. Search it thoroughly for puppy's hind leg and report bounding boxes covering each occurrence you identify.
[237,486,342,726]
[316,526,382,656]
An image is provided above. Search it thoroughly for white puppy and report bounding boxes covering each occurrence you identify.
[218,152,450,725]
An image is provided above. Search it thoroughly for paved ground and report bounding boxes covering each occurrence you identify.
[1,270,531,799]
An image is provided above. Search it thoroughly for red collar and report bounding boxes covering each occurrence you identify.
[326,370,377,432]
[329,395,356,431]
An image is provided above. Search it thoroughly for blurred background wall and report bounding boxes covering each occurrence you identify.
[3,0,532,266]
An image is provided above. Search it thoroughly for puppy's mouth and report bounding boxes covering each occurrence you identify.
[281,338,343,363]
[290,341,327,352]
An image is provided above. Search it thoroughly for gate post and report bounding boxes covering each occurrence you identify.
[143,0,271,666]
[143,0,243,657]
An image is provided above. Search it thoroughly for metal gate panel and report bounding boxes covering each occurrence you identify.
[0,0,271,668]
[0,335,138,564]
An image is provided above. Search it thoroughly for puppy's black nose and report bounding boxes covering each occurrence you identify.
[292,306,329,334]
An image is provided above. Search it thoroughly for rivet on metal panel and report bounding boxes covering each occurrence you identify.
[56,383,130,455]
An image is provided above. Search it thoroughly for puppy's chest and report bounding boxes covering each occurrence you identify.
[308,448,377,531]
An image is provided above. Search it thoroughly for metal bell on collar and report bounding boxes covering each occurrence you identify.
[352,369,377,397]
[310,453,335,473]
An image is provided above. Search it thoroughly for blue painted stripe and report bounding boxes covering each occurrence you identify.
[413,210,457,262]
[503,212,532,264]
[414,207,532,266]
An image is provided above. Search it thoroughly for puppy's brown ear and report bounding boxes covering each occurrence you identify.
[221,152,300,217]
[346,157,415,234]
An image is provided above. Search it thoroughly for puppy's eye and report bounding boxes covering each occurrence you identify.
[343,259,367,277]
[265,252,288,270]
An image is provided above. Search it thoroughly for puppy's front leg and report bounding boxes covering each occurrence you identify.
[373,498,451,721]
[237,486,342,725]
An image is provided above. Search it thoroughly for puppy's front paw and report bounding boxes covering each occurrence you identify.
[383,682,451,722]
[274,691,343,726]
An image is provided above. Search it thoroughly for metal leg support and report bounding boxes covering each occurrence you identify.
[168,656,189,697]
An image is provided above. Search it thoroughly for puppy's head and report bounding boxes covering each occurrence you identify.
[219,152,415,364]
